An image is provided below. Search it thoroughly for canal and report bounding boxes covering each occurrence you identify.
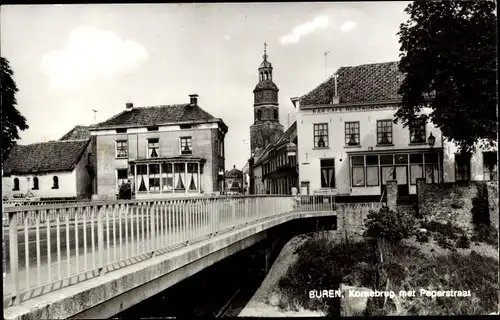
[111,239,275,318]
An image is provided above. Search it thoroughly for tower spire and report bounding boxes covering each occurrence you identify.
[263,41,268,60]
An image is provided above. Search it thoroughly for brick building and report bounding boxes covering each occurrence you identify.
[89,94,228,199]
[248,44,299,195]
[249,43,284,155]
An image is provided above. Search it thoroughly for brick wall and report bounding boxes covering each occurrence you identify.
[487,181,499,229]
[336,202,383,237]
[416,179,494,235]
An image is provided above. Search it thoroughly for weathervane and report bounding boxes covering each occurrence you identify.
[263,41,268,60]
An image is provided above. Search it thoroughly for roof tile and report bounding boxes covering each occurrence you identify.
[299,61,403,105]
[93,104,218,128]
[3,140,90,175]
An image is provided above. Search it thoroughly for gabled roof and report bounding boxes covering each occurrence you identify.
[92,103,226,130]
[3,140,90,175]
[275,121,297,147]
[299,61,404,106]
[253,121,297,166]
[60,125,92,140]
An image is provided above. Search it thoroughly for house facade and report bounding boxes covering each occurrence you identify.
[257,122,298,194]
[294,61,497,197]
[225,165,244,194]
[2,139,93,200]
[89,94,228,200]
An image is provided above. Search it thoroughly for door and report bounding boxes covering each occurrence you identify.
[395,166,409,196]
[380,166,409,196]
[381,166,394,196]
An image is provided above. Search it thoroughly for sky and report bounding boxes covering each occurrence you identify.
[1,2,410,170]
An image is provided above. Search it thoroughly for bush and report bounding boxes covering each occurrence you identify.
[471,223,498,248]
[456,234,471,249]
[416,232,430,243]
[363,206,416,244]
[420,221,465,240]
[118,182,132,200]
[436,234,456,250]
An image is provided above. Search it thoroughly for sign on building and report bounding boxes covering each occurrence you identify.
[314,188,339,195]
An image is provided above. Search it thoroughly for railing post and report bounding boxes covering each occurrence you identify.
[151,202,156,257]
[97,205,106,276]
[8,212,20,305]
[244,197,249,224]
[231,198,236,229]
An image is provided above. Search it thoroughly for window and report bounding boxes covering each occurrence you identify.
[161,163,174,191]
[116,140,128,158]
[320,159,335,188]
[187,163,199,191]
[256,110,261,120]
[137,165,148,192]
[410,153,424,185]
[425,152,439,183]
[148,138,159,158]
[149,164,160,192]
[117,169,128,190]
[483,152,498,181]
[32,177,39,190]
[345,122,360,146]
[13,178,19,191]
[174,163,186,191]
[314,123,329,148]
[366,155,379,186]
[455,153,470,181]
[377,120,393,145]
[180,137,192,155]
[351,156,365,187]
[116,128,127,133]
[147,126,159,131]
[274,109,278,119]
[410,117,426,143]
[52,176,59,189]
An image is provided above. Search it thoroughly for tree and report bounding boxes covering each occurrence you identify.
[1,57,28,163]
[395,1,497,154]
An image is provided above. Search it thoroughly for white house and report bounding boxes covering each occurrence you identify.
[2,139,93,200]
[292,61,497,197]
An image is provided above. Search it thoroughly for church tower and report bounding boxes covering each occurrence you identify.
[250,43,284,155]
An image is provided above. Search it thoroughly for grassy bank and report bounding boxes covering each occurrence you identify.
[277,232,498,316]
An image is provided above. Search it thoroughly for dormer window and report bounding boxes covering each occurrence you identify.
[180,137,192,155]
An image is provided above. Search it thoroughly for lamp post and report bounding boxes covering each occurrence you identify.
[428,132,436,149]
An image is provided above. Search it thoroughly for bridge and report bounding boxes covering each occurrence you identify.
[2,195,342,320]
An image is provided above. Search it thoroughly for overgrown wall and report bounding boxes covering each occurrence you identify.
[336,202,383,237]
[416,179,496,236]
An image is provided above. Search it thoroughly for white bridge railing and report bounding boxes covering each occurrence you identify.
[2,195,335,307]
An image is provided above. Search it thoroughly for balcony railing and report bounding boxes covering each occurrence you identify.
[2,195,334,307]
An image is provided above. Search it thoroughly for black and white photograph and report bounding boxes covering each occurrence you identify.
[1,1,498,318]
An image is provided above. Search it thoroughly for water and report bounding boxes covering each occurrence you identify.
[111,240,272,318]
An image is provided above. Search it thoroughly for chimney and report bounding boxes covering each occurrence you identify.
[126,102,134,110]
[331,74,340,104]
[189,94,198,106]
